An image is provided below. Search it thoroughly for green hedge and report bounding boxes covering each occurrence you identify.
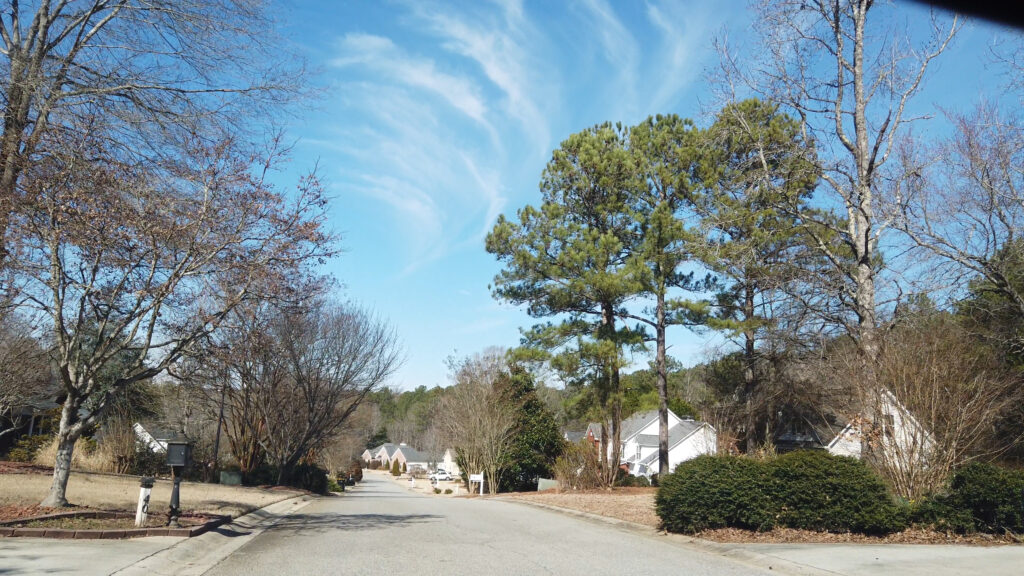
[656,451,906,535]
[656,455,776,533]
[769,450,905,534]
[913,462,1024,534]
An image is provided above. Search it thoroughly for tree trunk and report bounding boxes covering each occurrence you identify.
[40,405,79,508]
[610,391,622,486]
[655,291,670,477]
[743,282,758,451]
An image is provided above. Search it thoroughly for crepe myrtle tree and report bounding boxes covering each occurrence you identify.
[11,127,334,507]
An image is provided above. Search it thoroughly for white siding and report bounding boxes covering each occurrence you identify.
[827,425,863,458]
[665,425,716,475]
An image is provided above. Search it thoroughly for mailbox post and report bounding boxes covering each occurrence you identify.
[166,437,192,528]
[135,476,154,527]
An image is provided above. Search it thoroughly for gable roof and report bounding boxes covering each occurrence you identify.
[371,443,401,458]
[563,430,586,442]
[636,422,709,466]
[394,445,431,463]
[620,410,661,440]
[634,419,703,449]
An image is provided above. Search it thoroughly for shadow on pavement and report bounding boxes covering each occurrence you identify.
[266,513,440,534]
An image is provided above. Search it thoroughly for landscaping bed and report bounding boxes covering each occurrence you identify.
[503,488,659,527]
[0,509,230,538]
[507,487,1023,546]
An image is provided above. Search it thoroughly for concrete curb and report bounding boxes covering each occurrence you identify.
[498,498,839,576]
[111,493,318,576]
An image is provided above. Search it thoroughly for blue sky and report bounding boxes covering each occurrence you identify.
[276,1,1019,391]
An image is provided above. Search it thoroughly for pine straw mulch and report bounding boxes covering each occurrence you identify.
[506,488,1023,546]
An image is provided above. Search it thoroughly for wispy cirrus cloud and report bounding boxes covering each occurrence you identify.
[573,0,640,117]
[332,33,492,130]
[644,0,715,112]
[406,1,555,157]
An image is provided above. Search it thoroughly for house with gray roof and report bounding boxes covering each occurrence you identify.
[615,409,716,478]
[367,443,402,468]
[391,444,434,473]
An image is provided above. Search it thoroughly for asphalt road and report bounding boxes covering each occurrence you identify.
[204,473,771,576]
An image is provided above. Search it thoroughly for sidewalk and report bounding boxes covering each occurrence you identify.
[0,494,315,576]
[734,541,1024,576]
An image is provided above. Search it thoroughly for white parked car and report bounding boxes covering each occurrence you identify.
[429,470,453,482]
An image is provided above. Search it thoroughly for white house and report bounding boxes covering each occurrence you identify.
[440,448,461,476]
[132,422,171,453]
[612,409,717,478]
[826,388,933,469]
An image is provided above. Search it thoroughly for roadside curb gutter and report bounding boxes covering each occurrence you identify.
[112,494,316,576]
[500,498,837,576]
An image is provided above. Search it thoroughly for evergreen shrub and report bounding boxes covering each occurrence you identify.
[290,463,329,494]
[768,450,906,534]
[7,434,53,462]
[941,462,1024,534]
[655,455,775,533]
[656,451,907,535]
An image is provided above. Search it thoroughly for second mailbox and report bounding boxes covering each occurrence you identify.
[166,439,192,468]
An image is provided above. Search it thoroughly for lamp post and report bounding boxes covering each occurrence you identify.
[166,436,192,528]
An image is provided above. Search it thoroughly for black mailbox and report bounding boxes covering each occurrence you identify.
[166,439,191,468]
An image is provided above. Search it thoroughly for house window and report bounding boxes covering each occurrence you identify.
[636,444,641,460]
[883,414,895,440]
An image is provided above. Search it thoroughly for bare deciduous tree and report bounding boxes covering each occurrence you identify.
[720,0,959,359]
[439,349,518,494]
[899,101,1024,347]
[11,128,334,507]
[0,311,50,439]
[0,0,303,263]
[259,301,401,485]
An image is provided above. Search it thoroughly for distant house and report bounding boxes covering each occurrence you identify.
[392,443,433,472]
[615,409,717,478]
[440,448,461,476]
[562,422,601,451]
[371,443,401,468]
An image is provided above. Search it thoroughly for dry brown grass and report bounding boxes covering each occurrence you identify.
[0,469,302,518]
[31,437,114,473]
